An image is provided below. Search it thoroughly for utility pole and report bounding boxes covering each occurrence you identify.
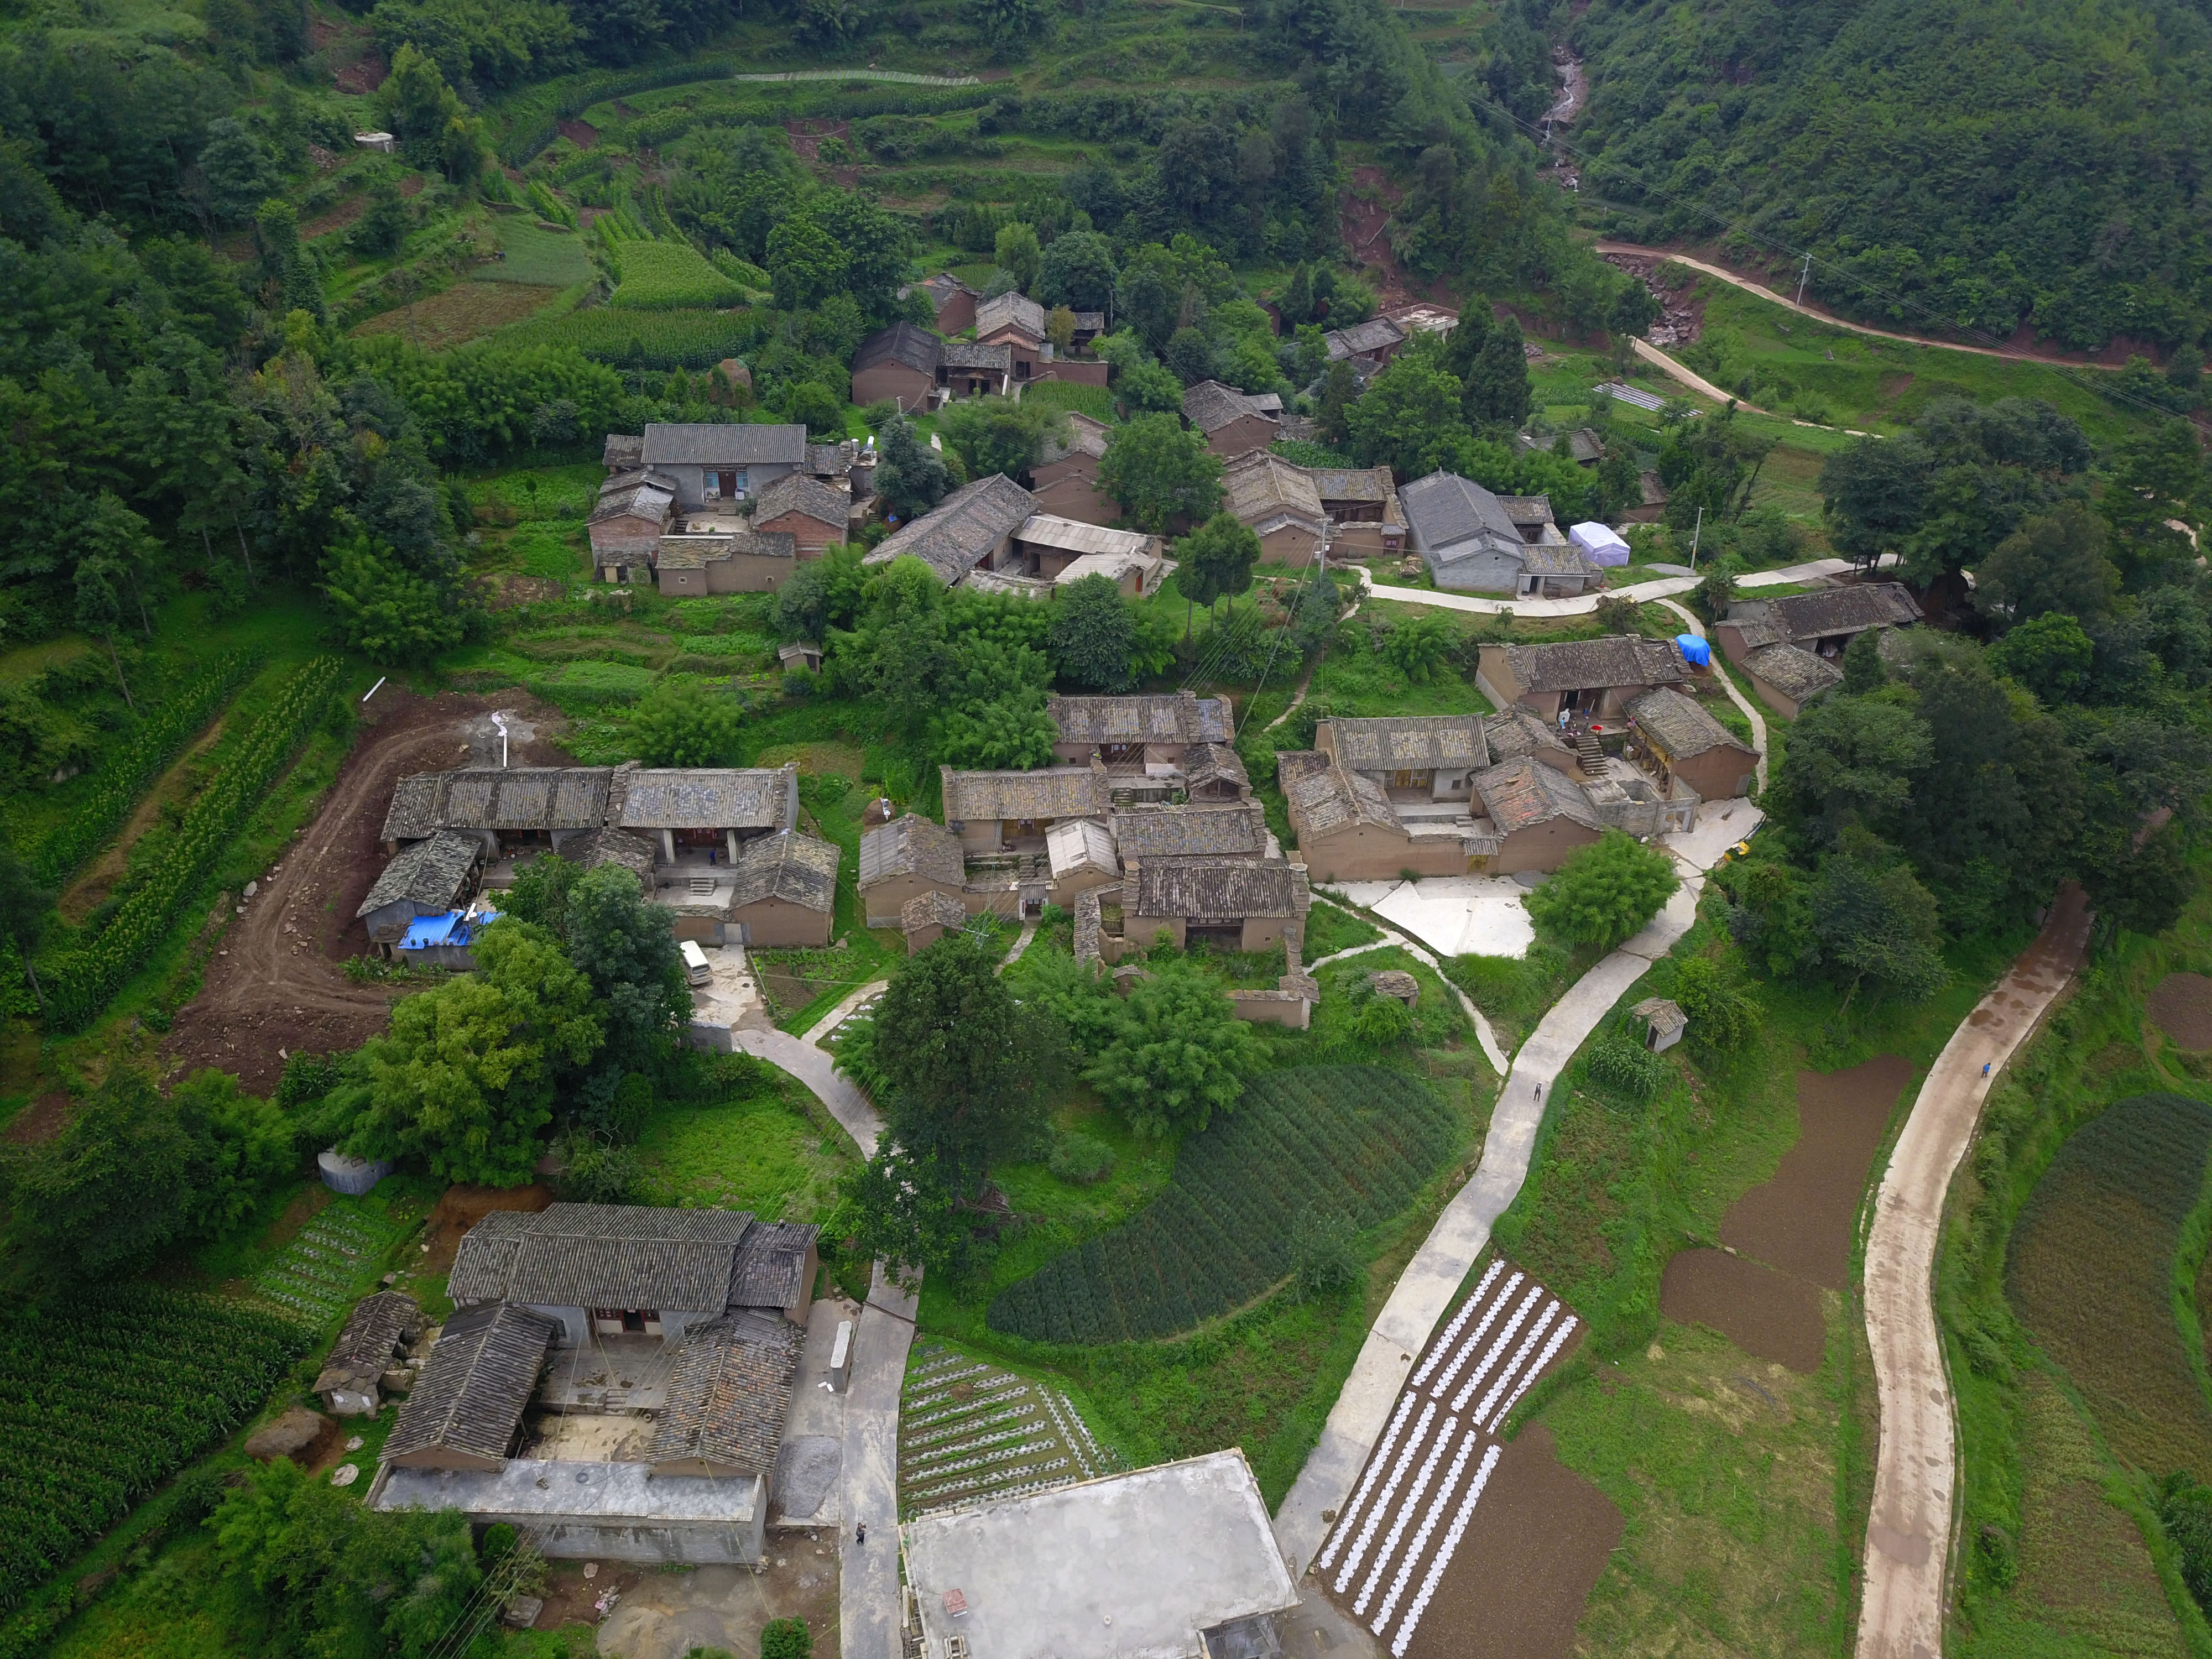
[1794,250,1813,308]
[1689,505,1704,571]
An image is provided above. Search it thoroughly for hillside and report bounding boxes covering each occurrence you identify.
[1566,0,2212,353]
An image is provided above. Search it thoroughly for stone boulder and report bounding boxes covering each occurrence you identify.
[245,1405,332,1463]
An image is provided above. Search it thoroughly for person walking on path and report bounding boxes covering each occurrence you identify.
[855,1522,867,1546]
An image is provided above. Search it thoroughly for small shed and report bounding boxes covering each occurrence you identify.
[1632,996,1687,1052]
[901,890,969,953]
[315,1290,421,1417]
[1366,969,1420,1008]
[354,132,397,153]
[778,641,824,674]
[1567,522,1631,566]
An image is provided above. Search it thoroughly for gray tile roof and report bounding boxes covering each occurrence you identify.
[655,529,798,570]
[1626,687,1754,760]
[1222,451,1325,535]
[807,440,860,478]
[976,290,1046,341]
[1726,581,1923,645]
[1498,494,1558,529]
[567,827,658,881]
[859,813,964,889]
[729,1219,819,1308]
[649,1311,802,1478]
[1133,859,1302,921]
[1186,742,1250,795]
[1308,466,1395,505]
[1048,691,1229,748]
[447,1203,757,1312]
[1745,642,1844,701]
[1039,413,1112,465]
[590,473,676,526]
[1111,801,1269,862]
[1183,380,1277,435]
[941,763,1112,824]
[902,890,969,933]
[751,471,849,529]
[940,340,1013,373]
[641,422,809,467]
[1498,635,1689,695]
[1279,751,1401,838]
[1398,471,1526,560]
[315,1290,418,1396]
[1321,715,1488,774]
[619,768,794,832]
[864,473,1036,583]
[1517,542,1593,576]
[1473,756,1602,833]
[853,321,942,377]
[727,830,838,914]
[1480,706,1574,765]
[911,273,979,304]
[604,434,645,471]
[379,769,612,842]
[1324,317,1406,359]
[382,1302,556,1467]
[357,830,481,919]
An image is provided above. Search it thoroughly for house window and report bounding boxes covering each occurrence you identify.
[1386,769,1433,791]
[1101,743,1144,765]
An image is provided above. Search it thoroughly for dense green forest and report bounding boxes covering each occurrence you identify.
[1568,0,2212,351]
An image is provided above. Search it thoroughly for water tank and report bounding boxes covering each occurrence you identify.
[319,1149,391,1196]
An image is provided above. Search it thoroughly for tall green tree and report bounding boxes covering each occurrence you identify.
[993,221,1042,293]
[1097,413,1223,532]
[1346,341,1466,477]
[1086,962,1259,1137]
[1973,501,2120,627]
[562,864,689,1073]
[1463,311,1532,428]
[1523,830,1679,948]
[629,676,743,766]
[1174,511,1261,632]
[875,416,951,521]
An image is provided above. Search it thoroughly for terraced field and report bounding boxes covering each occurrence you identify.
[896,1343,1114,1519]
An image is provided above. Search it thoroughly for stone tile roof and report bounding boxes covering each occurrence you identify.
[941,763,1110,825]
[619,767,794,832]
[1498,494,1558,530]
[1046,817,1119,880]
[940,340,1014,373]
[649,1311,802,1478]
[808,440,860,478]
[751,471,849,529]
[641,422,809,467]
[1308,466,1396,505]
[976,291,1046,341]
[314,1290,417,1397]
[1324,317,1406,359]
[1517,542,1593,576]
[911,273,979,305]
[1110,801,1269,862]
[1186,742,1250,795]
[1473,756,1603,833]
[1133,859,1302,921]
[1725,581,1922,646]
[853,321,942,376]
[590,472,675,525]
[1398,470,1525,559]
[1279,751,1401,838]
[1182,380,1278,435]
[902,890,969,934]
[1481,705,1575,765]
[379,769,611,843]
[1222,451,1326,535]
[1498,635,1689,694]
[654,530,797,570]
[729,1219,819,1308]
[1632,995,1687,1037]
[1627,687,1754,760]
[864,472,1035,583]
[727,830,838,914]
[859,813,964,889]
[357,830,481,919]
[448,1203,757,1312]
[1745,642,1844,701]
[382,1302,556,1468]
[1048,691,1229,748]
[1038,413,1112,465]
[567,827,658,881]
[1321,714,1488,774]
[1016,514,1154,559]
[604,434,644,471]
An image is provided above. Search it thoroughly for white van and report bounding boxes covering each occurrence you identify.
[680,941,713,987]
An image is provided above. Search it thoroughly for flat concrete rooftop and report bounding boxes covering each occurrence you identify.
[900,1449,1297,1659]
[375,1458,760,1524]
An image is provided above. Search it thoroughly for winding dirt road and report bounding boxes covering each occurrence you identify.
[1856,886,2091,1659]
[162,688,570,1092]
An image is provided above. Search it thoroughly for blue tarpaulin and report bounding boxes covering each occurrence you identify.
[398,907,499,952]
[1674,633,1712,667]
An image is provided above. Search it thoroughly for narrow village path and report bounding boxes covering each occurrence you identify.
[840,1265,918,1659]
[734,1029,882,1157]
[804,980,888,1046]
[1655,596,1769,792]
[1856,886,2091,1659]
[1595,242,2124,371]
[1352,554,1869,619]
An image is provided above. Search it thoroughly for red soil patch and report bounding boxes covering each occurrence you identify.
[3,1089,70,1145]
[302,194,367,240]
[1660,1249,1827,1373]
[1404,1425,1621,1659]
[422,1182,555,1272]
[559,118,599,149]
[159,688,572,1094]
[2150,973,2212,1051]
[784,118,850,164]
[334,50,387,95]
[1336,166,1455,314]
[1721,1055,1915,1290]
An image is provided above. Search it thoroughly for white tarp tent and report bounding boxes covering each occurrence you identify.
[1569,521,1632,566]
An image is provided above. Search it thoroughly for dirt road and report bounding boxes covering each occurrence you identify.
[1595,242,2124,371]
[1855,885,2092,1659]
[161,688,570,1093]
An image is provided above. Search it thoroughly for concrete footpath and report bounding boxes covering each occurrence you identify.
[1272,875,1703,1573]
[839,1265,919,1659]
[1856,886,2091,1659]
[734,1027,882,1157]
[1353,554,1874,620]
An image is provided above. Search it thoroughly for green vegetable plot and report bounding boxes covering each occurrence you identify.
[0,1287,311,1610]
[609,240,746,310]
[988,1066,1459,1343]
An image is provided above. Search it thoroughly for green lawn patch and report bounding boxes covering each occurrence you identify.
[1302,899,1383,959]
[495,302,757,368]
[1022,378,1117,421]
[987,1064,1460,1342]
[485,216,596,287]
[608,238,745,310]
[635,1066,854,1218]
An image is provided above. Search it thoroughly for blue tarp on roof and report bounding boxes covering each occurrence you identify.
[398,908,500,952]
[1674,633,1713,666]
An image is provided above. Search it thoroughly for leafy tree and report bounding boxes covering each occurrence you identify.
[1769,694,1932,848]
[1660,405,1776,531]
[938,396,1058,482]
[0,848,55,1014]
[2158,1472,2212,1621]
[1463,310,1532,428]
[1608,280,1661,343]
[763,1615,815,1659]
[1524,830,1680,948]
[1808,851,1948,1003]
[1086,962,1260,1136]
[767,216,847,311]
[1164,326,1215,386]
[630,676,743,766]
[197,119,281,225]
[1097,413,1223,532]
[872,930,1055,1181]
[2101,419,2206,578]
[1114,358,1187,416]
[321,535,466,666]
[1973,501,2120,627]
[345,920,603,1185]
[1987,612,2094,703]
[937,696,1058,769]
[1379,611,1454,683]
[1050,574,1150,692]
[1668,956,1759,1053]
[562,864,689,1073]
[1691,556,1739,624]
[775,544,869,641]
[1174,511,1260,631]
[829,1143,974,1287]
[1317,358,1358,447]
[976,0,1048,53]
[1839,627,1888,694]
[993,221,1042,293]
[1288,1211,1362,1300]
[875,416,951,521]
[1347,340,1465,477]
[380,43,466,168]
[782,380,846,441]
[2086,818,2193,942]
[1046,305,1076,353]
[1036,230,1118,311]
